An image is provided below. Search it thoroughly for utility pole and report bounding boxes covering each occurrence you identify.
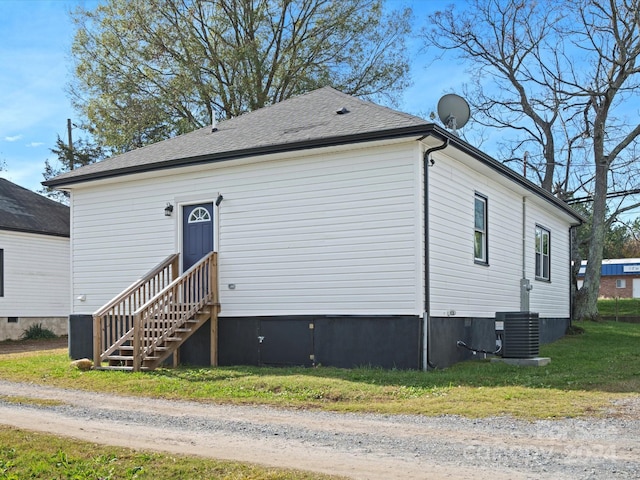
[67,118,74,170]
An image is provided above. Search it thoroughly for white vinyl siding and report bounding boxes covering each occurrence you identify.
[0,230,69,316]
[69,138,575,320]
[70,142,422,316]
[429,157,520,317]
[427,150,572,318]
[526,202,571,317]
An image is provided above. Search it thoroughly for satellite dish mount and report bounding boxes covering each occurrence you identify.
[437,94,471,136]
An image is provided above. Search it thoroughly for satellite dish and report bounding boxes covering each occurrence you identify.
[437,94,471,135]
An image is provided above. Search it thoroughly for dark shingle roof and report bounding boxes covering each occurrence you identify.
[42,86,582,224]
[0,178,69,237]
[44,87,430,187]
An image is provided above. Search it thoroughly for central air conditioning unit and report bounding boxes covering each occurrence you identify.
[495,312,539,359]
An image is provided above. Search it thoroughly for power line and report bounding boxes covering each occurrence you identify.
[566,188,640,204]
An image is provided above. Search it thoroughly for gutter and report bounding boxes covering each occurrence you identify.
[0,225,70,238]
[43,124,442,188]
[422,138,450,371]
[442,136,584,225]
[41,123,587,225]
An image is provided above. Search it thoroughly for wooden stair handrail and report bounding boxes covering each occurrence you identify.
[94,253,180,317]
[134,252,215,314]
[93,253,180,369]
[132,251,217,370]
[94,251,219,371]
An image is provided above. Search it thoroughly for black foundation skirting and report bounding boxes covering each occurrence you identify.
[428,316,570,368]
[68,313,570,369]
[219,315,421,369]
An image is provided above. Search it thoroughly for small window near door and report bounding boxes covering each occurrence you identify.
[188,207,211,223]
[616,279,626,288]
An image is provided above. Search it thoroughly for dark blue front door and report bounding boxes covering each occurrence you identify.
[182,203,214,271]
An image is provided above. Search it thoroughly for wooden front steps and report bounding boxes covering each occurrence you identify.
[93,252,220,372]
[97,303,219,371]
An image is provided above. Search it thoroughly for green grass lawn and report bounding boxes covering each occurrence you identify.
[597,297,640,317]
[0,427,341,480]
[0,320,638,420]
[0,321,638,479]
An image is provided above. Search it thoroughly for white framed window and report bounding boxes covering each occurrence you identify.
[616,279,626,288]
[188,207,211,223]
[474,193,488,264]
[535,225,550,281]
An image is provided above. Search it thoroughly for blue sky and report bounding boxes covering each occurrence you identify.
[0,0,99,192]
[0,0,464,194]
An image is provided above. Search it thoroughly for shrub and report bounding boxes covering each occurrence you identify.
[21,323,57,340]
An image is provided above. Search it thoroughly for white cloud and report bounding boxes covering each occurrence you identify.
[26,142,44,148]
[4,134,23,142]
[0,158,46,192]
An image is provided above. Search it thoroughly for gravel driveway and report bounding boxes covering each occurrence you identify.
[0,379,639,479]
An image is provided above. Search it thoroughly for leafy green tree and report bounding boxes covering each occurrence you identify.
[40,136,104,202]
[615,217,640,258]
[573,205,637,260]
[603,223,630,259]
[69,0,412,153]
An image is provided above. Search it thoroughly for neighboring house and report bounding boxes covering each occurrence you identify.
[0,178,70,340]
[44,87,582,369]
[578,259,640,298]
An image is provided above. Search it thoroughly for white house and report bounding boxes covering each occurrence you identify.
[44,87,582,369]
[0,179,70,340]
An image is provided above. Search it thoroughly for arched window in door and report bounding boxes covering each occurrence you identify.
[188,207,211,223]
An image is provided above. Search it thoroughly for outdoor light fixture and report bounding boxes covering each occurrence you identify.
[215,194,224,206]
[164,203,174,216]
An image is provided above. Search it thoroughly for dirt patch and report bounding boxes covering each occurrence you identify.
[0,336,68,355]
[1,380,639,480]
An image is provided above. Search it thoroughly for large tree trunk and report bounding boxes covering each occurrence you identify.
[570,227,582,321]
[573,162,609,321]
